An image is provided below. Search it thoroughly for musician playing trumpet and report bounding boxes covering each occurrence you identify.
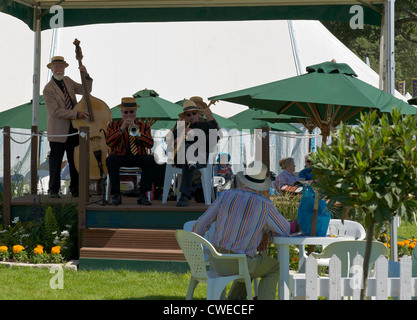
[105,97,157,206]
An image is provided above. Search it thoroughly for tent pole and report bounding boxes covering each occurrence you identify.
[32,5,41,127]
[383,0,398,262]
[378,7,385,90]
[385,0,395,96]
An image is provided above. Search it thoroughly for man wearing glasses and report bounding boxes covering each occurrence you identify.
[171,100,219,207]
[105,97,156,206]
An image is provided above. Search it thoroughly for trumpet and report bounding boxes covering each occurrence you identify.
[129,123,139,136]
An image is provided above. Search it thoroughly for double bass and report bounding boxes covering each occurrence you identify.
[71,38,112,180]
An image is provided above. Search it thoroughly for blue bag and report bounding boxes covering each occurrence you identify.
[297,185,331,236]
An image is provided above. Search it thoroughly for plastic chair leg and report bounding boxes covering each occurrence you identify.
[186,276,199,300]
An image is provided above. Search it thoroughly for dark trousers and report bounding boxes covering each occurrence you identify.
[49,140,79,195]
[176,163,207,198]
[106,153,156,195]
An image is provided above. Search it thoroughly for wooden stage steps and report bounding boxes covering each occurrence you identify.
[80,228,186,261]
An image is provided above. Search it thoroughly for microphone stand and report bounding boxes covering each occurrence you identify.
[88,149,108,205]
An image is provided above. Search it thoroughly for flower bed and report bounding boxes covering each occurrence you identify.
[379,233,417,256]
[0,243,64,264]
[0,204,78,265]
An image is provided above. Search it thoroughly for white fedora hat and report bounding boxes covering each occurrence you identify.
[236,161,271,191]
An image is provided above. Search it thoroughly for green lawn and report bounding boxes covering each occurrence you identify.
[0,266,207,300]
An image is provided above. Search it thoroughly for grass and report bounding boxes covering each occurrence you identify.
[1,222,416,300]
[0,266,207,300]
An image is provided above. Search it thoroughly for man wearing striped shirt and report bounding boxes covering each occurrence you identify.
[105,97,156,206]
[193,161,297,300]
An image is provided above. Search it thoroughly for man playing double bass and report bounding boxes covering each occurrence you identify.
[43,56,90,198]
[105,97,157,206]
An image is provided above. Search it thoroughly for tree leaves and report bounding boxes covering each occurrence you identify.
[311,108,417,225]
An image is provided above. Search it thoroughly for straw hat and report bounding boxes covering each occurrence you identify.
[47,56,69,69]
[236,161,271,191]
[190,96,208,109]
[178,100,204,117]
[116,97,140,109]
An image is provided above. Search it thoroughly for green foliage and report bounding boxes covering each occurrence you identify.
[311,109,417,229]
[271,193,301,221]
[42,207,60,251]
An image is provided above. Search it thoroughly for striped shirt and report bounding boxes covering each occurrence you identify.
[106,119,153,156]
[192,187,290,257]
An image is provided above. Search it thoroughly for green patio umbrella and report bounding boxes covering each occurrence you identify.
[408,96,417,106]
[210,61,417,142]
[0,96,47,131]
[253,110,315,151]
[110,89,182,125]
[229,109,302,133]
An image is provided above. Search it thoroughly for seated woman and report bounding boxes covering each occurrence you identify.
[298,152,315,181]
[273,157,302,191]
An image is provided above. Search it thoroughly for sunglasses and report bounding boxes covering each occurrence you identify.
[184,112,198,117]
[123,110,136,114]
[306,160,312,163]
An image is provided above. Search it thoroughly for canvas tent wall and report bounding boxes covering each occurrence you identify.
[0,16,401,177]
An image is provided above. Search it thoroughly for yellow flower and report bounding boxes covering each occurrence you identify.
[12,245,25,254]
[51,246,61,255]
[33,245,44,255]
[409,243,416,250]
[398,241,405,247]
[0,246,8,253]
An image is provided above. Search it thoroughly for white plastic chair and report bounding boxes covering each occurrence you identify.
[311,240,389,277]
[300,219,366,268]
[162,151,217,205]
[175,229,253,300]
[182,220,259,298]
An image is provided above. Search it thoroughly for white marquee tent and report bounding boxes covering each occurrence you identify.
[0,14,406,178]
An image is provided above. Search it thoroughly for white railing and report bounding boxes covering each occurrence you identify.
[290,255,417,300]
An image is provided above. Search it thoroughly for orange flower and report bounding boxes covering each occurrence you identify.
[33,245,44,255]
[12,245,25,254]
[0,246,8,253]
[51,246,61,255]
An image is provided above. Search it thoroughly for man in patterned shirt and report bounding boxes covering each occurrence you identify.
[105,97,156,206]
[193,161,297,300]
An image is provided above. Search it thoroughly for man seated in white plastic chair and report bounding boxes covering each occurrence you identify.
[169,100,219,207]
[192,161,298,300]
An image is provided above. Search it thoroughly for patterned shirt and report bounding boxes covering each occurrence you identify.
[192,187,290,257]
[106,119,153,156]
[273,170,302,190]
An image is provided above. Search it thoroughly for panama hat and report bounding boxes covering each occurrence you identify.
[116,97,140,109]
[47,56,69,69]
[178,100,204,117]
[190,96,208,109]
[236,161,271,191]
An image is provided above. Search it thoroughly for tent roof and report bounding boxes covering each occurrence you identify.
[1,0,383,31]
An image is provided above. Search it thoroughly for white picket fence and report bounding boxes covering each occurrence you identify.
[290,254,417,300]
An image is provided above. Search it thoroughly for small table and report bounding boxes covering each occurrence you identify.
[273,235,355,300]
